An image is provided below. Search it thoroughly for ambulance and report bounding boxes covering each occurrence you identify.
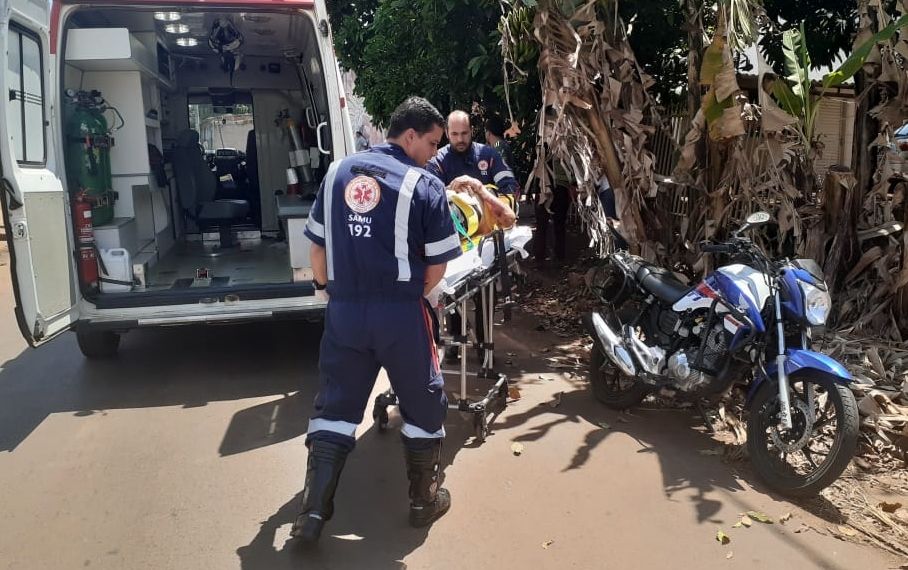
[0,0,351,357]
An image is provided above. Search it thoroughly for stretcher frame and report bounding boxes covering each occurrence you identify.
[372,230,517,443]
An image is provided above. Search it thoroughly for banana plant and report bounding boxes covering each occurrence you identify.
[772,15,908,149]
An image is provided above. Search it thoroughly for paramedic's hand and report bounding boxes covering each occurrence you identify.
[424,280,446,308]
[312,280,330,303]
[449,175,485,195]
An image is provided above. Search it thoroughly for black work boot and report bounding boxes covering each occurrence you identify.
[290,440,350,544]
[403,438,451,528]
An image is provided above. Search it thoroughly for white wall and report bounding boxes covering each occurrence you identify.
[814,96,856,179]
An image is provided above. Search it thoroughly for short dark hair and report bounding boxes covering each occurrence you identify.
[484,114,506,138]
[387,97,445,138]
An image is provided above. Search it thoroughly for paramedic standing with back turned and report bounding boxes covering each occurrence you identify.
[291,97,462,544]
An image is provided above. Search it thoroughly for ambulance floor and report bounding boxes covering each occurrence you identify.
[143,239,293,291]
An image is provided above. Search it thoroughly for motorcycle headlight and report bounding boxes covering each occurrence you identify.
[799,281,831,326]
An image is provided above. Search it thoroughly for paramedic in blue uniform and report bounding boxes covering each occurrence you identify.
[426,111,518,361]
[291,97,462,544]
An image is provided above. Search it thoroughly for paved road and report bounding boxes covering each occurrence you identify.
[0,261,898,569]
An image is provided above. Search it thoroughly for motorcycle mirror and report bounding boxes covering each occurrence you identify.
[735,211,773,235]
[746,212,772,225]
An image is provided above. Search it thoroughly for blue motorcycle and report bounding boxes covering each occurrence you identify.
[586,212,859,496]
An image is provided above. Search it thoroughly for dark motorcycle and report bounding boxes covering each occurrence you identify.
[585,212,859,496]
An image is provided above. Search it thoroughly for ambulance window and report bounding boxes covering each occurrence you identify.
[5,25,45,165]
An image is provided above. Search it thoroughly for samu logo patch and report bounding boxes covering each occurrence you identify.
[344,176,381,213]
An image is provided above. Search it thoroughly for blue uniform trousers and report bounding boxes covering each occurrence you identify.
[307,298,448,450]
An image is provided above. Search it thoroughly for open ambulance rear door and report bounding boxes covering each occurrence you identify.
[0,0,79,346]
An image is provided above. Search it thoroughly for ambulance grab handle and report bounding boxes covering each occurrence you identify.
[305,107,317,129]
[315,121,330,155]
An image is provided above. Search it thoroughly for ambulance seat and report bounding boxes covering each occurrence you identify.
[173,130,249,247]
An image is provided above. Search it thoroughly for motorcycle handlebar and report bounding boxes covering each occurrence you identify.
[700,242,736,254]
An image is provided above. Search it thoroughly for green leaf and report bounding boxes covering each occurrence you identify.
[781,27,810,97]
[746,511,774,524]
[726,0,759,51]
[771,78,804,117]
[702,88,734,125]
[467,55,485,78]
[700,36,726,85]
[716,530,731,545]
[824,14,908,88]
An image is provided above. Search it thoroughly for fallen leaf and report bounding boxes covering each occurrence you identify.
[794,524,811,534]
[699,448,723,456]
[740,515,753,528]
[511,442,525,456]
[854,456,873,470]
[716,530,731,545]
[780,512,792,524]
[879,501,903,513]
[598,421,611,430]
[508,387,522,400]
[732,522,743,528]
[548,392,563,408]
[542,540,554,549]
[617,415,631,423]
[837,525,858,538]
[726,551,734,560]
[894,508,908,523]
[746,511,774,524]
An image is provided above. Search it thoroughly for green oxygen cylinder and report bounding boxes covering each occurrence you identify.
[64,90,116,226]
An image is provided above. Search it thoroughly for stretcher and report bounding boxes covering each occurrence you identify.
[372,226,532,443]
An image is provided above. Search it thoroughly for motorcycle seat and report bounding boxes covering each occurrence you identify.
[635,263,690,304]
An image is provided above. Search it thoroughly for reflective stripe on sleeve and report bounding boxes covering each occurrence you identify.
[425,233,460,257]
[306,217,325,238]
[494,170,515,184]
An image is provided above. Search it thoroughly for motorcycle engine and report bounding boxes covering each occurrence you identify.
[667,322,730,392]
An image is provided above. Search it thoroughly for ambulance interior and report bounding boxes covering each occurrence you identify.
[60,7,334,306]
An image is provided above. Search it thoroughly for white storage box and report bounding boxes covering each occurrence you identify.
[94,217,139,255]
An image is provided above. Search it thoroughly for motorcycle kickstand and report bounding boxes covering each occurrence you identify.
[696,402,718,435]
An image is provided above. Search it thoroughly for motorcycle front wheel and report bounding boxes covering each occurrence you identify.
[746,370,859,497]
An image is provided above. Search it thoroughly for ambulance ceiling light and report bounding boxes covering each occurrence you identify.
[154,12,181,22]
[176,37,198,47]
[165,23,190,35]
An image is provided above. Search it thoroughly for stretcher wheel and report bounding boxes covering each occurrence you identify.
[473,414,489,443]
[373,405,390,432]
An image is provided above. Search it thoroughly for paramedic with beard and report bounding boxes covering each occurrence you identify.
[427,110,518,361]
[291,97,462,544]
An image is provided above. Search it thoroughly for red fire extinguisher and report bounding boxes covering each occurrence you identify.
[73,190,99,291]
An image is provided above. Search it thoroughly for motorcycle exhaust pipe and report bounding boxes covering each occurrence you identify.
[586,312,637,377]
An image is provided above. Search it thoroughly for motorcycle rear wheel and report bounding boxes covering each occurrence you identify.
[746,370,859,497]
[589,346,649,409]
